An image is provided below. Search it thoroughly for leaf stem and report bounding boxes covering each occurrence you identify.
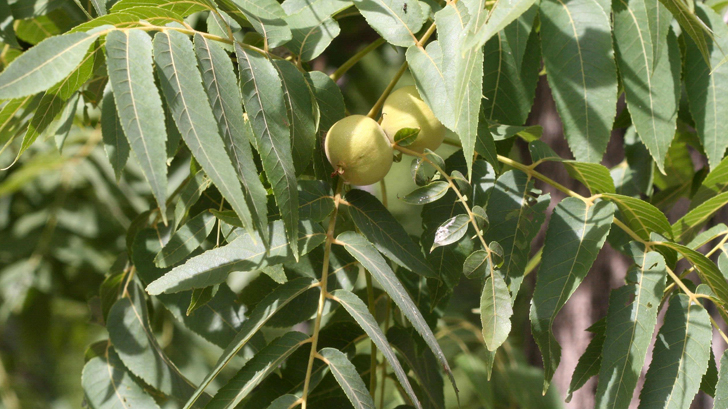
[367,62,409,119]
[330,38,386,82]
[300,178,345,408]
[365,270,378,397]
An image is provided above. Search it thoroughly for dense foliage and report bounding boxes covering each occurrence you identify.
[0,0,727,408]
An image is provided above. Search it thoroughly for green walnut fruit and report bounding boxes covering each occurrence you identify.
[325,115,393,186]
[381,85,446,153]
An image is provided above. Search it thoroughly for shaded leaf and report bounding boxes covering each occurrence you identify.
[567,318,606,402]
[602,193,672,240]
[480,270,513,350]
[715,351,728,409]
[401,181,450,205]
[100,89,130,181]
[387,326,444,409]
[463,0,539,50]
[154,210,216,268]
[353,0,425,47]
[318,347,376,409]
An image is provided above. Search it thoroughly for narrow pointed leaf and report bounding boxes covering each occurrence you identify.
[108,283,205,404]
[401,181,450,205]
[673,192,728,243]
[540,0,617,163]
[101,89,130,181]
[331,289,422,409]
[335,231,457,392]
[344,189,436,278]
[285,6,342,61]
[106,29,168,215]
[183,277,317,409]
[387,326,445,408]
[111,0,214,16]
[463,0,538,50]
[147,220,325,294]
[595,248,667,409]
[406,42,454,131]
[480,271,513,351]
[154,30,256,238]
[567,319,606,402]
[319,347,376,409]
[207,331,310,409]
[194,34,268,239]
[236,44,299,259]
[154,210,216,268]
[715,351,728,409]
[691,155,728,209]
[82,347,160,409]
[267,395,299,409]
[638,294,711,409]
[216,0,292,47]
[432,214,470,250]
[658,0,711,65]
[530,198,615,391]
[353,0,425,47]
[0,31,95,99]
[602,193,672,240]
[614,0,680,171]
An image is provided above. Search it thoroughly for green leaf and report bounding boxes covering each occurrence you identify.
[393,127,421,147]
[715,350,728,409]
[108,282,205,404]
[82,346,160,409]
[266,395,299,409]
[602,193,672,240]
[154,210,216,268]
[462,0,539,51]
[401,181,450,205]
[611,127,654,197]
[174,171,212,230]
[475,109,500,172]
[481,11,540,127]
[685,4,728,170]
[0,0,19,48]
[216,0,292,47]
[540,0,617,163]
[146,220,324,294]
[344,189,436,278]
[237,44,299,259]
[206,331,310,409]
[187,285,218,316]
[183,277,317,408]
[111,0,214,16]
[0,31,95,99]
[484,170,550,300]
[455,353,494,409]
[194,34,269,240]
[318,347,376,409]
[530,198,616,391]
[613,0,680,171]
[335,231,457,392]
[657,0,711,65]
[272,59,317,174]
[431,214,470,251]
[567,319,606,402]
[296,180,335,222]
[284,6,342,62]
[406,43,452,133]
[353,0,425,47]
[673,192,728,243]
[330,289,422,409]
[154,30,257,239]
[690,155,728,209]
[594,248,667,408]
[638,293,711,409]
[305,70,345,180]
[387,326,445,409]
[529,141,616,194]
[106,29,168,217]
[480,270,513,351]
[101,89,130,181]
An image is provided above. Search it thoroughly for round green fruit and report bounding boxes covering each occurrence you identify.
[380,85,446,153]
[325,115,393,186]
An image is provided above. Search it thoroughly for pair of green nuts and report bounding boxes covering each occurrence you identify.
[325,86,446,186]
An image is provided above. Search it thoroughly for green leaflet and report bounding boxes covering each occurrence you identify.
[530,198,615,391]
[216,0,292,47]
[602,193,672,240]
[193,34,269,241]
[638,294,711,409]
[153,210,216,268]
[331,289,422,409]
[352,0,425,47]
[154,30,256,239]
[335,231,457,393]
[462,0,538,51]
[673,192,728,243]
[614,0,680,172]
[595,248,667,409]
[567,319,606,402]
[111,0,214,16]
[529,141,616,194]
[387,326,445,409]
[685,4,728,170]
[106,30,168,217]
[266,394,299,409]
[484,170,549,301]
[82,346,161,409]
[657,0,711,65]
[318,347,376,409]
[146,220,325,294]
[183,277,317,409]
[344,189,436,278]
[611,128,654,197]
[100,89,130,181]
[716,350,728,409]
[480,270,513,351]
[0,31,95,99]
[305,70,345,180]
[108,283,207,406]
[0,0,19,48]
[540,0,617,163]
[272,59,317,174]
[691,155,728,209]
[431,214,470,250]
[644,0,672,74]
[482,9,540,126]
[284,6,342,62]
[237,44,299,260]
[406,42,452,130]
[206,331,310,409]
